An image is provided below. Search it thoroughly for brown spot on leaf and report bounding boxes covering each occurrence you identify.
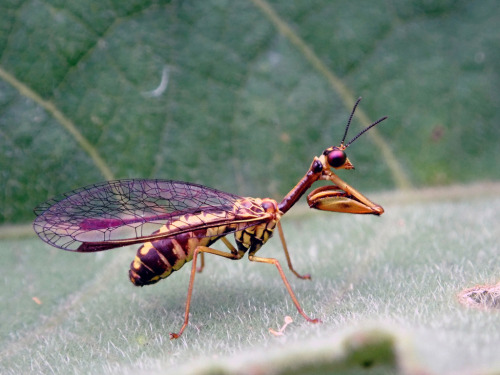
[280,132,290,143]
[458,282,500,310]
[430,125,445,142]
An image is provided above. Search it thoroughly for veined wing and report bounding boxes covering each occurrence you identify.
[33,179,270,252]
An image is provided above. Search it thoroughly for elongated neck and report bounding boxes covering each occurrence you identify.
[278,158,323,214]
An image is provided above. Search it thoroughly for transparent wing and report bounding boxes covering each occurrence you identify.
[33,179,268,252]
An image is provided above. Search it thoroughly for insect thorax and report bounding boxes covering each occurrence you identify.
[234,215,278,255]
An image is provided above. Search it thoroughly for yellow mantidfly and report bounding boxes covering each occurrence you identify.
[34,97,386,338]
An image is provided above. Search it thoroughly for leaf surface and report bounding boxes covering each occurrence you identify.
[1,184,499,374]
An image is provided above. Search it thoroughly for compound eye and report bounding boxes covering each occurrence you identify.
[327,149,346,168]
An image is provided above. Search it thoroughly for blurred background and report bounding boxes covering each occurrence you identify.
[1,0,499,225]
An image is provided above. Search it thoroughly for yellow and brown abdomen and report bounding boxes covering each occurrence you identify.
[129,216,232,286]
[129,197,281,286]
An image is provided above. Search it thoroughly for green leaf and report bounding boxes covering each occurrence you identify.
[1,0,499,223]
[1,184,499,374]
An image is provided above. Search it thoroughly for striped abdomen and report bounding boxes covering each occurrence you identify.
[129,219,233,286]
[129,197,281,286]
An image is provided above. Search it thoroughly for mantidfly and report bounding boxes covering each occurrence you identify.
[33,97,387,339]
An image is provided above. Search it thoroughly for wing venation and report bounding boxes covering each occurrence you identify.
[33,179,266,251]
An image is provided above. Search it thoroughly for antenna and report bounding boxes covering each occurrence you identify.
[341,97,388,148]
[340,97,362,145]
